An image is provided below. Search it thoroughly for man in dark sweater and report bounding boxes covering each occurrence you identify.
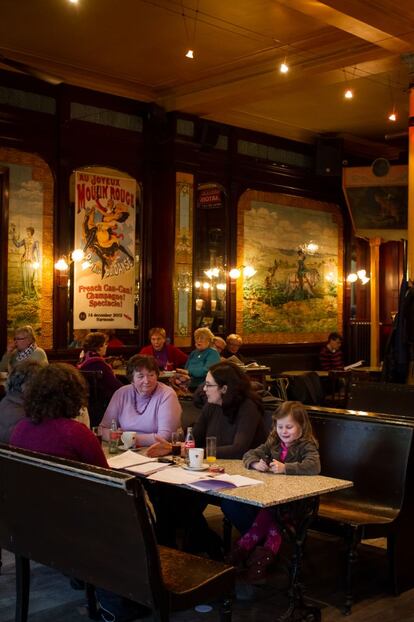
[319,332,344,370]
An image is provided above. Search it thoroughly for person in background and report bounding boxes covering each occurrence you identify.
[68,329,88,349]
[104,329,124,349]
[319,332,344,370]
[230,401,320,582]
[100,354,181,446]
[0,361,43,443]
[140,327,187,370]
[175,327,220,391]
[222,333,247,363]
[0,325,48,372]
[77,332,123,402]
[212,336,226,355]
[10,363,107,467]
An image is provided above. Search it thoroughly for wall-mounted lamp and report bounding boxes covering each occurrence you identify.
[195,264,256,290]
[55,247,87,287]
[346,269,370,285]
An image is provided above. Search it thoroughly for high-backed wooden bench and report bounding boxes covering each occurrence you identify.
[347,380,414,419]
[306,406,414,614]
[0,446,234,622]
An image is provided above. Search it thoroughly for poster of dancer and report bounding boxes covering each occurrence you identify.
[73,171,136,329]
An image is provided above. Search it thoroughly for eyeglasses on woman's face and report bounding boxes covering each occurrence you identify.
[203,372,226,405]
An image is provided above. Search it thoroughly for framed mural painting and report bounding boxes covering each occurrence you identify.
[236,190,343,344]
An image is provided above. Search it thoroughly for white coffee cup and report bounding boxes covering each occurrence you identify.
[121,431,137,449]
[188,447,204,468]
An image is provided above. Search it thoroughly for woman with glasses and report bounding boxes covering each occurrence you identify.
[147,361,266,559]
[0,325,48,372]
[100,354,181,446]
[149,360,265,458]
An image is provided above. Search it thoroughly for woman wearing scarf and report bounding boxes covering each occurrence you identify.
[0,325,48,372]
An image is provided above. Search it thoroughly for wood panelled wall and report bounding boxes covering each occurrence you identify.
[0,69,403,359]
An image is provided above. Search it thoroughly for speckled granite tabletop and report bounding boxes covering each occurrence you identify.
[198,459,353,507]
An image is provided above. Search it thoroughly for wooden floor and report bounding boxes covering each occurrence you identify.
[1,515,414,622]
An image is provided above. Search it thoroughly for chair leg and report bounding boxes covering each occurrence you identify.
[85,583,100,620]
[15,554,30,622]
[222,516,233,555]
[219,597,232,622]
[343,526,360,615]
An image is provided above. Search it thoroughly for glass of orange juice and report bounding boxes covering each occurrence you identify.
[206,436,217,463]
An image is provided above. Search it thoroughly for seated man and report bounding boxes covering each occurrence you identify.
[213,336,226,354]
[222,333,247,364]
[319,332,344,370]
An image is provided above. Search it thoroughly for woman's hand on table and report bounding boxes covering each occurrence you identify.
[251,459,269,472]
[147,434,172,457]
[269,459,286,474]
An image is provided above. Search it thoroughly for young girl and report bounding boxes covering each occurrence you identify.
[231,401,320,581]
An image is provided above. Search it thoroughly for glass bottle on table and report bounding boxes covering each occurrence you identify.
[184,426,195,464]
[109,418,119,454]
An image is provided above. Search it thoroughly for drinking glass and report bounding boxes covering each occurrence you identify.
[171,432,182,458]
[206,436,217,463]
[92,425,103,445]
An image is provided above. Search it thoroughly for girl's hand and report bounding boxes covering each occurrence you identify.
[269,459,286,474]
[251,459,269,472]
[147,435,172,457]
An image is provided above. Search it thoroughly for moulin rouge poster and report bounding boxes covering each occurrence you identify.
[73,171,136,329]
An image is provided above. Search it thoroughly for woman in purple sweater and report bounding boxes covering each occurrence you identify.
[11,363,108,468]
[100,354,181,446]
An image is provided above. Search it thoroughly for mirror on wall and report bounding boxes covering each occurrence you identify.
[193,183,227,336]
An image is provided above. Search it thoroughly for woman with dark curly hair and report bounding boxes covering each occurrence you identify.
[10,363,108,468]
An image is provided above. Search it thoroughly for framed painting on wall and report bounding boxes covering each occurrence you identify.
[236,190,343,344]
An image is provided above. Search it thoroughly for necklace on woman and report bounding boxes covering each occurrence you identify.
[133,388,154,416]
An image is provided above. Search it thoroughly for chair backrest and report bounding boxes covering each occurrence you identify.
[0,446,166,609]
[287,372,324,405]
[347,380,414,419]
[308,409,413,510]
[79,369,108,426]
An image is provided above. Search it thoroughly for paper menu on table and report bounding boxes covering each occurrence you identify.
[126,462,172,476]
[107,450,157,469]
[148,467,204,484]
[344,360,364,371]
[188,473,263,492]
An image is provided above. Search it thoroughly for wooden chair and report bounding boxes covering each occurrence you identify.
[325,370,351,406]
[308,407,414,613]
[79,369,108,427]
[0,446,235,622]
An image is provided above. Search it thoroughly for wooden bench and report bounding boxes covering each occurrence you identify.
[0,446,234,622]
[306,406,414,614]
[347,380,414,419]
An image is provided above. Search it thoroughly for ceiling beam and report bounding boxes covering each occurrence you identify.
[159,42,394,115]
[276,0,414,53]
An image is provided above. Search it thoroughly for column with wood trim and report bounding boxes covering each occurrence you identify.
[369,237,382,366]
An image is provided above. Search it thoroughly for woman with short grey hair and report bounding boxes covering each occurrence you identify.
[0,325,48,372]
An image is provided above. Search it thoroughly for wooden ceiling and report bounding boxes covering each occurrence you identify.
[0,0,413,147]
